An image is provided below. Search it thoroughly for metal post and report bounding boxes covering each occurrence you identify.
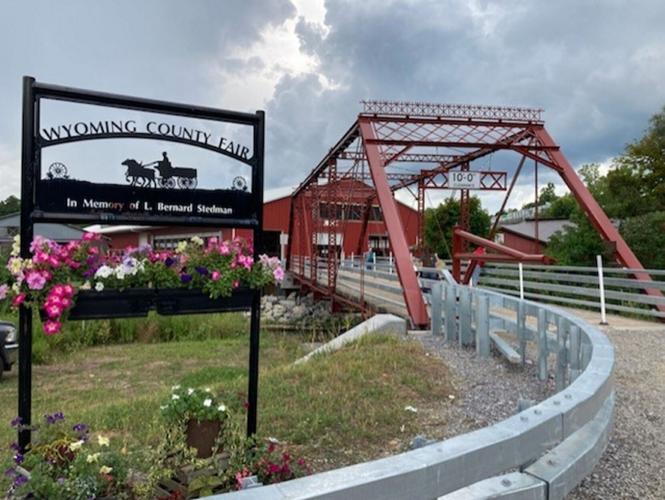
[596,255,608,325]
[569,325,581,381]
[518,262,524,301]
[459,287,472,346]
[372,252,376,272]
[247,109,265,437]
[18,76,36,451]
[517,301,527,366]
[537,308,548,381]
[445,283,457,343]
[431,282,443,336]
[389,252,393,274]
[555,316,568,390]
[476,294,490,357]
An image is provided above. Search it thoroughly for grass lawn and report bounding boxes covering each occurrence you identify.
[0,328,455,477]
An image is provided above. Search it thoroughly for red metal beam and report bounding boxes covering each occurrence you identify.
[532,127,665,312]
[359,118,428,327]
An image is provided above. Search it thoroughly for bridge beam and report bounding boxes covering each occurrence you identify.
[359,118,428,327]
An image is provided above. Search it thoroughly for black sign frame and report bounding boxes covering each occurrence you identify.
[18,76,265,449]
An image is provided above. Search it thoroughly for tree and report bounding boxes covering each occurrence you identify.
[0,195,20,217]
[619,212,665,269]
[423,195,491,259]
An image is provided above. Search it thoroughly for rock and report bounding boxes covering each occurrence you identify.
[409,435,435,450]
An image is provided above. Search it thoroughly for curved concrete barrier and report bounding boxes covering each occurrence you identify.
[209,286,614,500]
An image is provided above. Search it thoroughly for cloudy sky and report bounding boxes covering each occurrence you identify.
[1,0,664,211]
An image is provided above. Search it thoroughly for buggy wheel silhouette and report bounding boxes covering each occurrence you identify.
[178,177,197,189]
[161,177,176,189]
[48,162,68,179]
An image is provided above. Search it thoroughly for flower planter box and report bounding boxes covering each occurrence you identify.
[65,288,255,320]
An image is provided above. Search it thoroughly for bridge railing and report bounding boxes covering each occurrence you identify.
[211,283,614,500]
[478,262,665,320]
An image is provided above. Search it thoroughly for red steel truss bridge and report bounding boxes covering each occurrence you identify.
[285,100,664,327]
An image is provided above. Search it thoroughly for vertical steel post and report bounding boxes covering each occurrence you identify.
[569,325,581,381]
[459,287,472,346]
[517,300,527,366]
[445,283,457,343]
[476,294,490,357]
[555,316,568,390]
[247,110,265,437]
[596,255,608,325]
[518,262,524,301]
[537,308,548,382]
[431,282,442,336]
[18,76,36,451]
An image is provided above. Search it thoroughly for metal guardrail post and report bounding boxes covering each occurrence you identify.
[431,282,443,336]
[445,283,457,343]
[459,287,472,346]
[518,262,524,300]
[556,316,568,391]
[517,301,527,366]
[476,294,490,357]
[537,308,548,381]
[569,324,581,381]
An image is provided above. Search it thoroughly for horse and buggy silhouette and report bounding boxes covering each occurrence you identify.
[122,153,197,189]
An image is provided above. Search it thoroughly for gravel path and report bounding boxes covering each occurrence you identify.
[569,325,665,500]
[414,332,555,439]
[414,319,665,499]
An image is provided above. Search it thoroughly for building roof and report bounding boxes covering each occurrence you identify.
[499,219,573,243]
[0,213,87,242]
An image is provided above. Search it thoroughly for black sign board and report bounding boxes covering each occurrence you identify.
[18,77,265,449]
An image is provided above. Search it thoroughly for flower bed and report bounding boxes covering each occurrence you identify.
[0,234,282,332]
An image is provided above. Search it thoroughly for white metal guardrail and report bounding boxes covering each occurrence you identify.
[210,280,615,500]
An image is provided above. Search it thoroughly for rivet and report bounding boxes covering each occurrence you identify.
[547,459,557,466]
[534,409,542,415]
[564,394,572,399]
[520,415,528,422]
[553,400,561,406]
[501,479,512,487]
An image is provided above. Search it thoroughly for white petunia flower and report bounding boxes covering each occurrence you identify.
[94,265,113,279]
[171,385,181,391]
[172,394,180,400]
[99,465,113,475]
[204,387,211,393]
[187,388,194,395]
[97,435,110,447]
[217,404,227,412]
[95,282,104,292]
[191,236,204,246]
[404,405,418,413]
[203,398,212,407]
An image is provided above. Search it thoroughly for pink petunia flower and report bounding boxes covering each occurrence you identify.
[0,284,9,300]
[62,284,75,297]
[273,267,285,282]
[12,293,26,308]
[43,320,61,335]
[211,270,221,282]
[25,271,47,290]
[45,303,63,319]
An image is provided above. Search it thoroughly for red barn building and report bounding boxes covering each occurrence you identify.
[86,181,420,259]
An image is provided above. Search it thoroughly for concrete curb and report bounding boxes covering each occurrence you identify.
[294,314,407,365]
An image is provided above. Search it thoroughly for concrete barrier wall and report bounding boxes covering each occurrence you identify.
[208,285,614,500]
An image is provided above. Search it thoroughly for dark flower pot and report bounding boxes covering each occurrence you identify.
[62,287,256,320]
[186,418,223,459]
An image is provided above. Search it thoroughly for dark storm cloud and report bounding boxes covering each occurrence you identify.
[265,0,665,200]
[0,0,294,195]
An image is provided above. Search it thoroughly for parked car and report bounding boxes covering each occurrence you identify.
[0,321,18,380]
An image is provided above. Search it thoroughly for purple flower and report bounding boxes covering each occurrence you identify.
[9,442,20,452]
[180,273,193,283]
[13,453,24,465]
[14,474,28,487]
[44,411,64,425]
[73,423,88,433]
[165,257,175,267]
[10,416,22,428]
[195,266,209,276]
[4,467,15,478]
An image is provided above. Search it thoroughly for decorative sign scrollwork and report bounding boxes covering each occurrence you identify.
[47,162,69,179]
[232,176,248,191]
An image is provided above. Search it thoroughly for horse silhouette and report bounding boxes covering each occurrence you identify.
[122,159,156,188]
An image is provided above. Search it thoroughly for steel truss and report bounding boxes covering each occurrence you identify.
[286,100,664,327]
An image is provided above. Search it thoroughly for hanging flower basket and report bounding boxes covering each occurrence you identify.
[1,234,284,334]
